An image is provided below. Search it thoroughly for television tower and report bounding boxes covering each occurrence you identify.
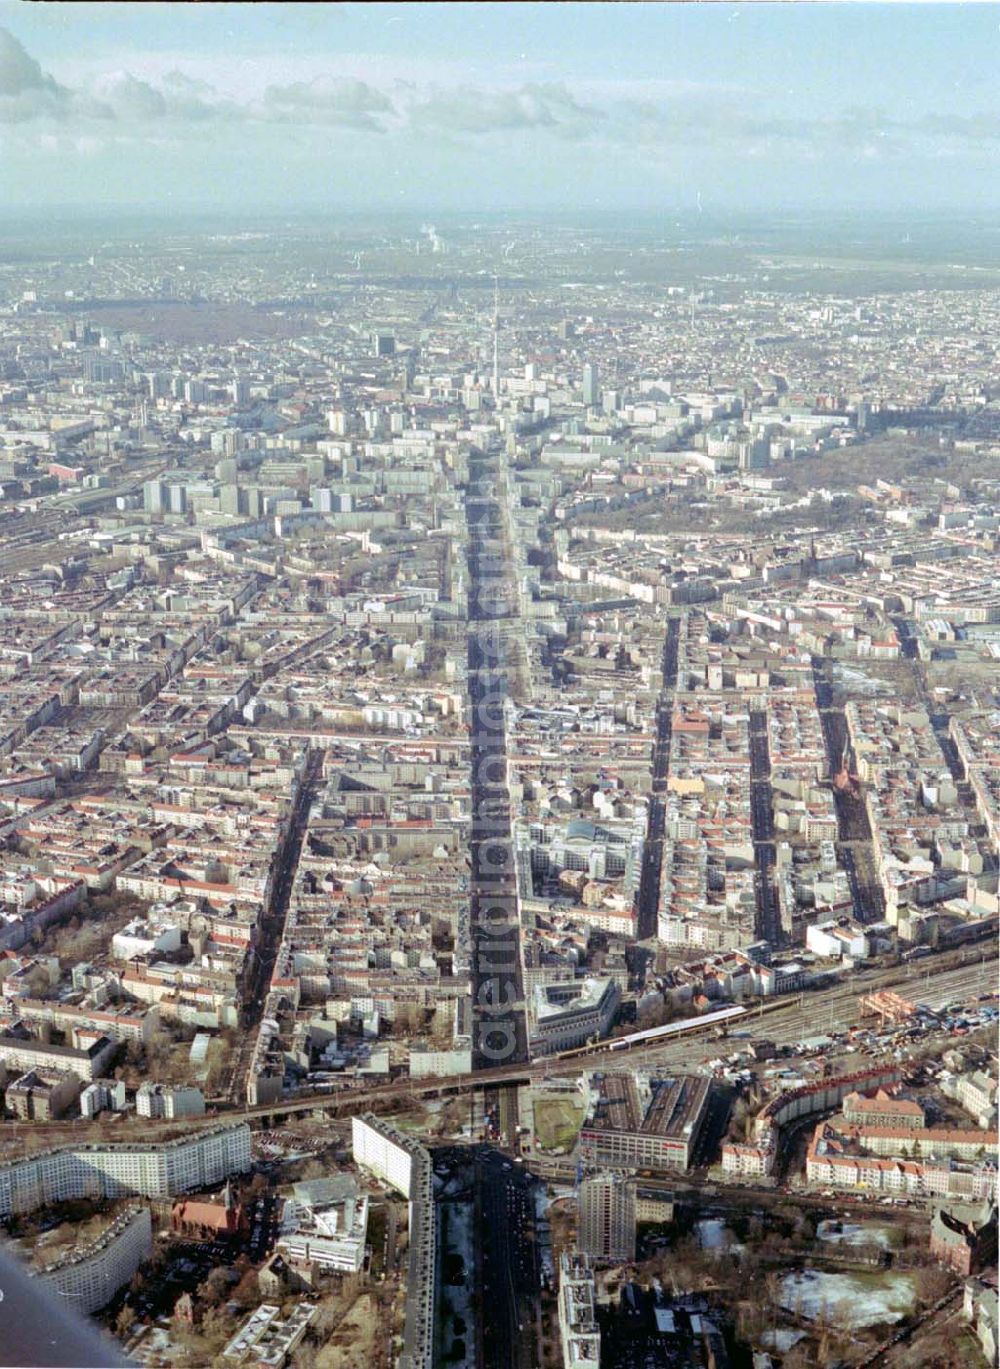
[492,275,500,398]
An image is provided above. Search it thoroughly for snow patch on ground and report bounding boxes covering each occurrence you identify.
[697,1218,729,1249]
[696,1218,744,1255]
[760,1329,807,1352]
[833,665,891,695]
[438,1200,476,1364]
[535,1189,555,1217]
[779,1270,916,1328]
[816,1219,892,1250]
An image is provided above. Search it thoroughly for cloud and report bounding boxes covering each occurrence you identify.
[162,70,215,98]
[0,24,75,122]
[0,25,392,133]
[260,76,394,130]
[609,95,1000,157]
[95,69,238,123]
[916,112,1000,143]
[407,82,603,138]
[97,72,167,121]
[2,20,999,166]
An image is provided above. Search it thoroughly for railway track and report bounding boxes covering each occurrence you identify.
[3,945,991,1144]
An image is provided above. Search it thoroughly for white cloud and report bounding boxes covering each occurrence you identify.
[260,76,394,130]
[407,82,602,138]
[93,69,242,124]
[0,24,75,122]
[2,21,999,167]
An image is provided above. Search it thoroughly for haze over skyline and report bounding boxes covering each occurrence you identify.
[1,1,999,214]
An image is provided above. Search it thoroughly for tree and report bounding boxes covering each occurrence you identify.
[197,1265,232,1308]
[144,1029,175,1073]
[782,1347,816,1369]
[115,1305,137,1339]
[232,1270,260,1310]
[247,1172,270,1200]
[915,1264,953,1306]
[729,1097,751,1140]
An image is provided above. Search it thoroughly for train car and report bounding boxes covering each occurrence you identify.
[554,1004,748,1060]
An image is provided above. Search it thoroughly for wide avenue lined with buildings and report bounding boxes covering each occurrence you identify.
[0,209,996,1369]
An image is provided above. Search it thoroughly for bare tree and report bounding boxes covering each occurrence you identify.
[115,1305,137,1340]
[197,1265,232,1308]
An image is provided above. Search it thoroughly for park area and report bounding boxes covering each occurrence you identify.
[778,1268,918,1330]
[316,1294,386,1369]
[533,1095,586,1153]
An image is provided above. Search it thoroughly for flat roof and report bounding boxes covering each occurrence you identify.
[585,1072,711,1141]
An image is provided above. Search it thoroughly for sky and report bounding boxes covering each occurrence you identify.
[1,1,999,216]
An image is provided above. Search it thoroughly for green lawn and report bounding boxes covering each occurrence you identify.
[533,1097,585,1152]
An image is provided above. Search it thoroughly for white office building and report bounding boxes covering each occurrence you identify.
[80,1078,127,1119]
[277,1177,368,1274]
[136,1082,206,1120]
[806,918,869,961]
[529,977,620,1056]
[408,1045,473,1078]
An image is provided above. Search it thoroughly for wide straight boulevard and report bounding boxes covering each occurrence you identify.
[464,446,528,1071]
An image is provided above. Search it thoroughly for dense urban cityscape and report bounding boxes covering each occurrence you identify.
[0,5,998,1369]
[0,204,995,1369]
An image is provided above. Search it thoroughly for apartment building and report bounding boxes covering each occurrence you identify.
[6,1067,80,1120]
[0,1030,118,1083]
[0,1124,252,1216]
[0,996,158,1045]
[842,1089,926,1131]
[954,1070,999,1129]
[578,1172,636,1264]
[34,1205,153,1315]
[222,1303,316,1367]
[558,1252,601,1369]
[352,1115,434,1369]
[929,1202,997,1277]
[136,1082,206,1120]
[807,1119,998,1200]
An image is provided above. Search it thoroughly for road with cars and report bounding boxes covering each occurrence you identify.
[749,706,782,945]
[475,1148,542,1369]
[813,661,887,922]
[635,616,680,942]
[229,746,325,1103]
[465,448,528,1073]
